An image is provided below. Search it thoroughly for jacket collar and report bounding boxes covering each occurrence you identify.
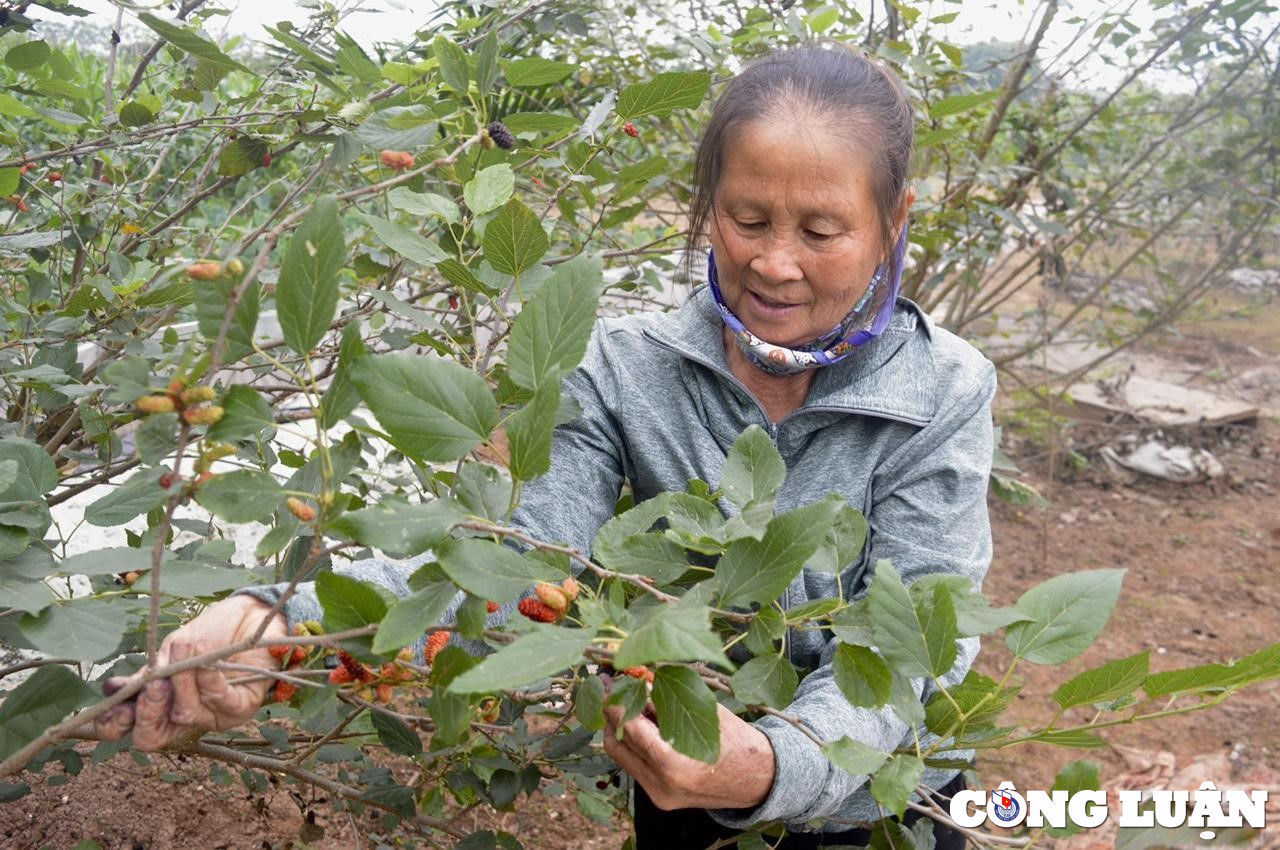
[641,286,936,426]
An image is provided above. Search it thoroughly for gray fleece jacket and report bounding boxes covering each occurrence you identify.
[242,285,996,833]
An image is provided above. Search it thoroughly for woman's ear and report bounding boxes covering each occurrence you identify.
[895,187,916,235]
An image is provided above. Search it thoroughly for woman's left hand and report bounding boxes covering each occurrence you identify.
[603,702,775,811]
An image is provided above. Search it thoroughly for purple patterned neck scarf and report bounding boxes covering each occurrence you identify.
[707,226,908,376]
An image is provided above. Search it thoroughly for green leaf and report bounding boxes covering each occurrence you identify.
[805,502,868,574]
[373,581,458,654]
[157,561,259,597]
[216,137,269,176]
[474,32,499,94]
[0,437,58,496]
[194,277,259,363]
[206,385,273,442]
[1025,729,1107,748]
[503,112,578,135]
[49,547,162,578]
[1054,651,1149,710]
[279,196,345,355]
[317,572,388,633]
[351,354,496,463]
[318,322,367,430]
[137,13,250,73]
[463,164,515,215]
[507,254,602,390]
[595,533,689,586]
[716,497,842,608]
[118,101,155,127]
[1143,642,1280,697]
[719,425,784,512]
[0,93,35,118]
[372,710,422,756]
[833,643,893,708]
[0,665,95,761]
[924,670,1017,739]
[823,736,890,777]
[84,470,167,527]
[869,561,959,679]
[506,383,560,482]
[574,674,606,732]
[482,198,547,277]
[870,754,925,818]
[0,576,54,614]
[6,40,51,71]
[617,71,711,118]
[928,90,1001,120]
[389,188,460,224]
[432,36,468,92]
[613,601,729,669]
[194,470,283,523]
[0,168,18,197]
[449,625,593,693]
[436,538,560,603]
[329,499,462,559]
[135,413,178,465]
[730,654,797,709]
[20,598,131,662]
[1047,760,1101,838]
[653,666,720,763]
[364,213,447,265]
[504,57,577,87]
[1005,570,1124,664]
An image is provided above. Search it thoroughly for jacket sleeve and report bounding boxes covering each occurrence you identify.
[237,326,628,635]
[711,358,997,830]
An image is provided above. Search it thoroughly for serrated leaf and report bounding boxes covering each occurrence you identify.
[507,254,601,390]
[805,502,868,574]
[463,164,515,215]
[436,538,560,603]
[1047,760,1101,838]
[730,653,797,709]
[474,32,499,94]
[924,670,1017,740]
[594,533,689,586]
[1054,651,1149,709]
[617,71,711,118]
[0,437,58,496]
[279,196,345,355]
[1143,642,1280,697]
[372,710,422,756]
[0,665,95,760]
[928,90,1001,120]
[870,754,925,818]
[449,625,593,693]
[869,561,959,679]
[824,736,890,777]
[137,13,250,73]
[719,425,784,512]
[613,601,729,669]
[388,188,460,223]
[351,354,496,463]
[329,499,462,559]
[216,136,269,176]
[575,674,606,732]
[716,498,842,607]
[372,581,457,654]
[1006,570,1124,664]
[432,36,468,92]
[318,322,367,429]
[194,276,259,363]
[194,470,283,523]
[20,598,131,663]
[84,470,167,527]
[833,643,893,708]
[317,572,388,633]
[364,214,447,266]
[653,666,720,763]
[482,198,547,277]
[506,383,560,482]
[504,57,577,87]
[206,385,273,442]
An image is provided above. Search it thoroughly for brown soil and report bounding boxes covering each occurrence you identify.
[3,311,1278,850]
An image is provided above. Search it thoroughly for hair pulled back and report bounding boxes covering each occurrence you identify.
[687,44,915,296]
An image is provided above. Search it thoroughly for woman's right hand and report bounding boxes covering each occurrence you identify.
[95,595,288,751]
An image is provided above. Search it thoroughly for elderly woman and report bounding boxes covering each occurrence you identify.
[98,44,994,849]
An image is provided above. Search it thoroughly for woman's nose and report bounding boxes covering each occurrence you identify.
[748,236,803,284]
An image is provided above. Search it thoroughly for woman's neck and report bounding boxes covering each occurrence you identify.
[724,327,816,424]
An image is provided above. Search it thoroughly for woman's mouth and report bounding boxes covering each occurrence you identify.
[747,290,801,318]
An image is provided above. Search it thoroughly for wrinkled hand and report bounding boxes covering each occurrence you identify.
[603,701,775,811]
[95,595,288,751]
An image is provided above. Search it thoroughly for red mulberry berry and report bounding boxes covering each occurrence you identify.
[268,644,291,663]
[486,121,516,150]
[375,682,394,703]
[623,122,640,138]
[272,681,296,702]
[622,666,655,684]
[328,665,354,685]
[485,601,499,614]
[518,597,558,623]
[425,630,450,665]
[338,650,367,681]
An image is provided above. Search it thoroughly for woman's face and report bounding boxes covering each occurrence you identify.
[709,118,899,349]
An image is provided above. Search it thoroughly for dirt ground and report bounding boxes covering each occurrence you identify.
[2,304,1278,850]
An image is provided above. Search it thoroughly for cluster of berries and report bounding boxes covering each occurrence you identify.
[379,150,415,171]
[483,121,516,150]
[267,623,315,702]
[328,647,414,704]
[184,257,244,281]
[135,379,223,428]
[516,578,580,623]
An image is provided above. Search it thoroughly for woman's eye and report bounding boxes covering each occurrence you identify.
[805,230,835,241]
[736,220,766,230]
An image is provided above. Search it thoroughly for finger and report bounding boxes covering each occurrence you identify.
[132,678,178,751]
[192,641,263,728]
[102,676,132,698]
[616,713,673,764]
[93,701,136,741]
[166,640,213,728]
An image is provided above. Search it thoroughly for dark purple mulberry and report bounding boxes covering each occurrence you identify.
[487,121,516,150]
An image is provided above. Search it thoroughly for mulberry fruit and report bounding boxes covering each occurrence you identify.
[487,121,516,150]
[518,597,559,623]
[272,681,296,702]
[337,650,368,682]
[182,405,224,426]
[268,644,291,663]
[485,601,500,614]
[560,577,580,602]
[136,395,176,415]
[379,150,414,171]
[375,682,394,703]
[535,582,569,613]
[623,122,640,138]
[328,665,354,685]
[185,262,224,280]
[425,630,450,665]
[286,497,317,522]
[622,666,655,684]
[180,386,217,405]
